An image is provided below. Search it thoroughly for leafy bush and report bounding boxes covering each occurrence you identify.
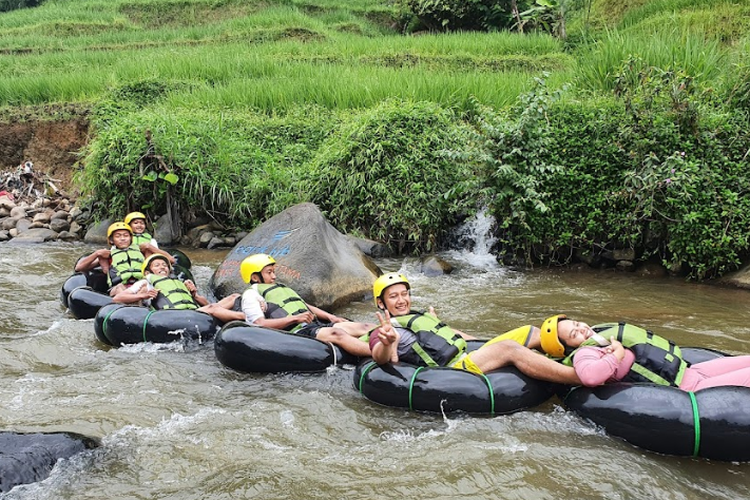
[305,98,482,253]
[0,0,43,13]
[469,62,750,278]
[77,89,338,232]
[398,0,521,32]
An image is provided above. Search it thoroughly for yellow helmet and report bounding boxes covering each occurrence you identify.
[124,212,146,225]
[107,222,133,240]
[373,273,410,308]
[142,254,171,275]
[540,314,567,358]
[240,254,276,283]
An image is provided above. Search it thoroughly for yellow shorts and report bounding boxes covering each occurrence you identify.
[484,325,535,347]
[451,353,483,375]
[451,325,536,376]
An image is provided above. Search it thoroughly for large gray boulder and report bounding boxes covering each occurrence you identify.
[83,218,115,245]
[0,431,99,493]
[7,228,58,243]
[209,203,381,310]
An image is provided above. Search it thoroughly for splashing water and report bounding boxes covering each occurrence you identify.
[448,208,499,269]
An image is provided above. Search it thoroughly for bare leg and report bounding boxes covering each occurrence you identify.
[469,340,581,385]
[317,327,372,357]
[331,321,377,338]
[198,303,245,324]
[216,293,240,310]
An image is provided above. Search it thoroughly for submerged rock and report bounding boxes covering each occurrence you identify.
[0,431,99,493]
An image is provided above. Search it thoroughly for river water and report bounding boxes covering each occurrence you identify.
[1,238,750,499]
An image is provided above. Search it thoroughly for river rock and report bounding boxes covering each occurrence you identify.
[83,218,114,244]
[717,263,750,289]
[10,206,26,218]
[209,203,381,310]
[0,431,99,493]
[49,218,71,233]
[0,230,8,241]
[15,218,32,233]
[346,235,392,258]
[154,213,175,246]
[32,212,51,224]
[2,217,16,230]
[8,227,58,243]
[51,210,69,220]
[419,254,454,276]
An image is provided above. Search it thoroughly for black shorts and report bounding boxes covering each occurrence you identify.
[295,322,334,338]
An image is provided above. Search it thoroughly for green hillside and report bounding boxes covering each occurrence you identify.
[0,0,748,278]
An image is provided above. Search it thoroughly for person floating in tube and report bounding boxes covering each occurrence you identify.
[75,222,161,297]
[113,254,244,324]
[369,273,561,378]
[490,315,750,391]
[124,211,176,265]
[239,253,375,357]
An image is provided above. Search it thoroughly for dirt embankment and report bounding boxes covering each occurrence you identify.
[0,113,90,194]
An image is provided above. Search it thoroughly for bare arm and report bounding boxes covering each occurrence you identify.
[113,282,157,304]
[489,340,581,385]
[140,244,176,264]
[74,249,110,272]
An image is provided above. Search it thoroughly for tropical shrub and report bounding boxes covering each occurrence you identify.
[305,98,482,253]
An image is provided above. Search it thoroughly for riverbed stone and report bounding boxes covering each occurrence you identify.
[32,211,51,224]
[209,202,381,310]
[154,213,175,246]
[50,218,71,233]
[9,227,58,243]
[2,217,16,230]
[717,262,750,289]
[0,230,8,241]
[9,228,17,237]
[347,235,392,258]
[198,231,215,247]
[15,218,32,233]
[10,206,26,219]
[83,218,114,244]
[420,254,454,276]
[615,260,636,272]
[57,230,78,241]
[0,431,99,494]
[51,210,69,220]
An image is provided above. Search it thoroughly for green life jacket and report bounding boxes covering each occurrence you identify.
[562,322,688,387]
[147,274,197,310]
[108,246,144,287]
[254,283,312,333]
[132,233,153,246]
[394,311,467,367]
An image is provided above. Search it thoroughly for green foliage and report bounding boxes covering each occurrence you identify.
[305,99,481,253]
[398,0,521,32]
[468,61,750,279]
[461,75,565,261]
[0,0,43,13]
[76,101,338,230]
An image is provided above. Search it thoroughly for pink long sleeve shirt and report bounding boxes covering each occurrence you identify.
[572,346,637,387]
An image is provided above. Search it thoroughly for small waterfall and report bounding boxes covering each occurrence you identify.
[450,208,498,268]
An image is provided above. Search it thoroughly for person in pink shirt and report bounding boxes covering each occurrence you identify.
[503,315,750,391]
